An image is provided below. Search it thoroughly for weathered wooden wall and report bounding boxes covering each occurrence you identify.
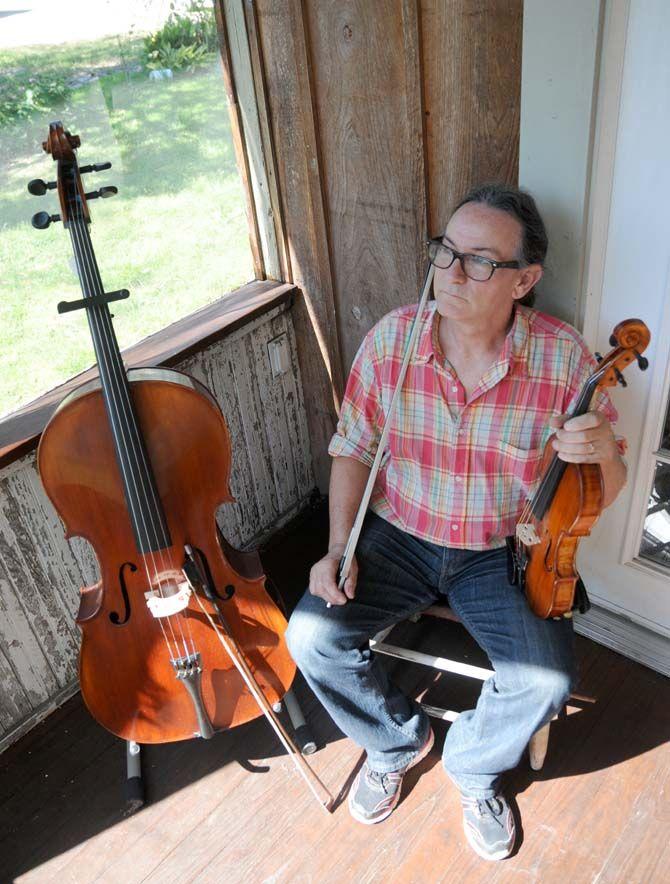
[0,302,314,752]
[251,0,522,482]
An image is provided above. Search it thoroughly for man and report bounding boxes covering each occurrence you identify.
[285,183,627,861]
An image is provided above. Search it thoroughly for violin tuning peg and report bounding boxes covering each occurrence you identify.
[609,334,617,347]
[634,351,649,371]
[614,368,628,388]
[31,211,61,229]
[79,162,112,173]
[85,186,117,200]
[594,352,603,363]
[28,178,57,196]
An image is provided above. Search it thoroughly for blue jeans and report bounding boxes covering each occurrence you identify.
[286,512,575,798]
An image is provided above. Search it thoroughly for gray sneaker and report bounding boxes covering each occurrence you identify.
[461,793,516,860]
[348,728,435,825]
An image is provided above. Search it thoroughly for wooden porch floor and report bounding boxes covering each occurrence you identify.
[2,505,669,883]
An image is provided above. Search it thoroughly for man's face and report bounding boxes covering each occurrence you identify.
[433,202,535,327]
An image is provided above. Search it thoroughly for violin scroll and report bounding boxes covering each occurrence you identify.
[593,318,651,389]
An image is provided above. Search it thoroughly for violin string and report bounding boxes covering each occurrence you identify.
[69,204,187,660]
[72,200,195,660]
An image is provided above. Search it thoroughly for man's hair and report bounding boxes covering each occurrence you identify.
[453,182,548,307]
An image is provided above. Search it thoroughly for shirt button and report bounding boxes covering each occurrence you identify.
[455,476,462,483]
[451,524,459,531]
[451,386,458,392]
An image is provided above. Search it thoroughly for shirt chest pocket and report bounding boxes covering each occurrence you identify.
[497,440,545,488]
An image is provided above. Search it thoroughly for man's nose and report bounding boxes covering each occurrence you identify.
[445,255,467,282]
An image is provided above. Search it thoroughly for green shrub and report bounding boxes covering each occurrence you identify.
[0,68,70,127]
[143,1,217,71]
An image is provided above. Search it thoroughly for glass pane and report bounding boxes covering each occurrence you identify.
[639,461,670,570]
[660,399,670,452]
[0,1,253,418]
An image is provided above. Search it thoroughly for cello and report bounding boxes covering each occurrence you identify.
[511,318,650,619]
[31,122,330,806]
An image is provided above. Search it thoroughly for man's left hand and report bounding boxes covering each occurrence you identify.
[550,411,619,464]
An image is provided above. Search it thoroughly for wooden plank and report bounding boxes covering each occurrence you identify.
[230,334,281,527]
[180,338,261,549]
[421,0,523,235]
[255,0,345,491]
[0,476,78,704]
[0,647,31,733]
[249,319,297,514]
[270,311,315,500]
[304,0,429,371]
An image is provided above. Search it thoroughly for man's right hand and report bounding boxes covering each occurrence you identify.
[308,548,358,606]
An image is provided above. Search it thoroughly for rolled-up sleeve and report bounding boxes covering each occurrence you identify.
[328,331,383,467]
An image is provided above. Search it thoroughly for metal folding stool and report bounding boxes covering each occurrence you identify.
[370,603,553,770]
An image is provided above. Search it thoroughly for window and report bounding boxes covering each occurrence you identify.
[639,400,670,570]
[0,0,253,418]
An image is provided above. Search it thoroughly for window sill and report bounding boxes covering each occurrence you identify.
[0,279,296,468]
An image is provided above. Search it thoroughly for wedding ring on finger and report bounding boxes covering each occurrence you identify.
[588,442,595,454]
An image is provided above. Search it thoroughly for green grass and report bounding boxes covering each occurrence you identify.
[0,56,253,418]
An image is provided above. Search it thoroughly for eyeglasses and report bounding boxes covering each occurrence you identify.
[426,238,521,282]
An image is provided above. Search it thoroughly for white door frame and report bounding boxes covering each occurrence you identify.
[579,0,670,662]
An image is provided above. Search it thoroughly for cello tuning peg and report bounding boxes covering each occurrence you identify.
[614,368,627,388]
[594,352,603,363]
[31,211,61,229]
[79,162,112,173]
[28,178,57,196]
[634,351,649,370]
[84,186,118,200]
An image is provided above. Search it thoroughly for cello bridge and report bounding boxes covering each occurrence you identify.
[144,581,192,618]
[516,522,541,546]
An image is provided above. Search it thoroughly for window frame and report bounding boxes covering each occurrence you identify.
[0,0,289,468]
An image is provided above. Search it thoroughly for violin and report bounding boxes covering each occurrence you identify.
[511,318,651,619]
[32,122,297,744]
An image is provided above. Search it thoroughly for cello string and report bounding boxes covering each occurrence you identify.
[70,210,186,660]
[69,205,186,660]
[73,194,196,660]
[69,209,189,659]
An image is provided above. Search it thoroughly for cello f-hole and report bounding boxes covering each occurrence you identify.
[110,561,137,625]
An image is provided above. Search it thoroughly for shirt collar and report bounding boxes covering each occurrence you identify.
[412,302,530,376]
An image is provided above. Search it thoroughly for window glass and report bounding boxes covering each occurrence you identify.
[0,0,253,418]
[660,400,670,452]
[639,460,670,571]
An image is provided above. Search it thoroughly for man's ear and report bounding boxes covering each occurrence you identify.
[512,264,543,301]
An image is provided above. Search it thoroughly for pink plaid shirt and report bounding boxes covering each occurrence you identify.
[329,302,618,550]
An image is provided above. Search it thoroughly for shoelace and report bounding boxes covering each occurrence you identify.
[463,796,505,823]
[367,768,402,795]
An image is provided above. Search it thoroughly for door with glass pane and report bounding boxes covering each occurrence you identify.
[578,0,670,641]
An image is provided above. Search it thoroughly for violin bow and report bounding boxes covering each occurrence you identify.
[331,263,436,603]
